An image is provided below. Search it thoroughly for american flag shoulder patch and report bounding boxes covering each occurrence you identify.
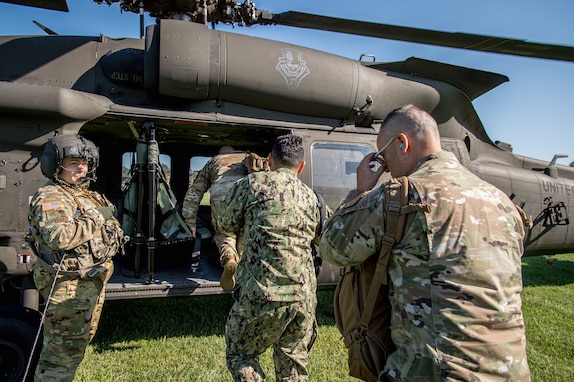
[42,201,61,211]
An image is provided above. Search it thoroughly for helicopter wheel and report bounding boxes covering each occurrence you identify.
[0,306,42,382]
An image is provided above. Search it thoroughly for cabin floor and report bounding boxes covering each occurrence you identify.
[105,235,230,300]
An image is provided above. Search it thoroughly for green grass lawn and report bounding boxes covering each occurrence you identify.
[75,254,574,381]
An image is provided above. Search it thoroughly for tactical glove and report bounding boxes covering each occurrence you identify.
[96,206,115,221]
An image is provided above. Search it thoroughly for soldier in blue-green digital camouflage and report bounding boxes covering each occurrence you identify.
[319,105,531,381]
[217,134,322,381]
[29,134,124,382]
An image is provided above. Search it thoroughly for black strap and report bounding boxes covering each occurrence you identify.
[314,189,327,234]
[313,190,327,276]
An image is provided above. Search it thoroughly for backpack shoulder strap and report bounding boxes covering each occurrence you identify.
[359,176,409,329]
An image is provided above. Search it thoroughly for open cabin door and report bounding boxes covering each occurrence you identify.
[120,122,194,283]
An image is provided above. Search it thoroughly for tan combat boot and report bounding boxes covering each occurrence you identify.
[220,255,238,290]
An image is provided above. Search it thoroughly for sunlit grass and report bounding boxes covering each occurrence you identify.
[75,254,574,381]
[521,254,574,382]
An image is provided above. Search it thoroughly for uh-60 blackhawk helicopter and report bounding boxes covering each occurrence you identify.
[1,0,573,380]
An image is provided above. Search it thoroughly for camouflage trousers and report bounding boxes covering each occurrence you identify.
[225,294,318,382]
[211,200,245,264]
[32,258,114,382]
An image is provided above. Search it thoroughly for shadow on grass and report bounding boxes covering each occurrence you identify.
[92,289,337,350]
[522,254,574,287]
[93,254,574,352]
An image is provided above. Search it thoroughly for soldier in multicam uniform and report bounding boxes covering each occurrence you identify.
[182,146,250,289]
[217,134,322,381]
[29,134,124,381]
[319,105,531,382]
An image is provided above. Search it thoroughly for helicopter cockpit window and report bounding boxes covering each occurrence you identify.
[121,152,172,188]
[310,142,374,208]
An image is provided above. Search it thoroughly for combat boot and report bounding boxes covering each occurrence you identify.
[220,255,237,290]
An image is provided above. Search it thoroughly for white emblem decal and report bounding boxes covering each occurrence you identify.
[276,48,310,91]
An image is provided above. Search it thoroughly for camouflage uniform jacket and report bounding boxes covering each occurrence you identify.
[319,151,530,381]
[217,168,322,302]
[29,180,124,276]
[182,152,248,228]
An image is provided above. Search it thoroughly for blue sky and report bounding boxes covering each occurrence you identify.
[0,0,572,164]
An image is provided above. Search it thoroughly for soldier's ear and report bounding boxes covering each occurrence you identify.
[267,153,275,170]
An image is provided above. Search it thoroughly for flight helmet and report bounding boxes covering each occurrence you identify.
[40,134,99,182]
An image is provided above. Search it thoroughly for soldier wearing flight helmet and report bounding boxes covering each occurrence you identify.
[29,134,124,381]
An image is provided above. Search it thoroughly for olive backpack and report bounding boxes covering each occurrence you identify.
[333,176,412,382]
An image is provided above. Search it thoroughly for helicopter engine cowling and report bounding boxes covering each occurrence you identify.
[146,19,439,125]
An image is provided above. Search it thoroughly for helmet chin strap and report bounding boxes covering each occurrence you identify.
[81,175,97,182]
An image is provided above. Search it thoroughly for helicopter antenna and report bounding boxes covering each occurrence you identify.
[139,1,144,39]
[32,20,58,35]
[545,154,569,178]
[548,154,568,168]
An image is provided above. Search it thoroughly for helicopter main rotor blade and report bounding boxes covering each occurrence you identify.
[263,11,574,63]
[0,0,68,11]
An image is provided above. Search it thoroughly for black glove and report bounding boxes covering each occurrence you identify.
[96,206,115,221]
[311,244,322,277]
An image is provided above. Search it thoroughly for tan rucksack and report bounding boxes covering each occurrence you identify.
[243,152,270,173]
[333,176,412,382]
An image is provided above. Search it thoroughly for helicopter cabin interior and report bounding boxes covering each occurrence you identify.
[75,117,381,297]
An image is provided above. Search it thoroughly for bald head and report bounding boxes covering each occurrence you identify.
[377,104,442,177]
[381,105,441,145]
[219,146,235,154]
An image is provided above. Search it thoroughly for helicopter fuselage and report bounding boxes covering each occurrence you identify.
[0,19,572,304]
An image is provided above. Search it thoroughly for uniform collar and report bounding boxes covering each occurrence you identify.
[275,167,298,175]
[410,151,458,174]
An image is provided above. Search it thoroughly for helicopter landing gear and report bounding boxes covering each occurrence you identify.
[0,306,42,382]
